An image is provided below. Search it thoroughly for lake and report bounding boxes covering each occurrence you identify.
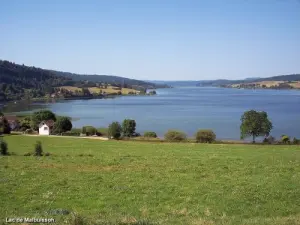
[2,87,300,140]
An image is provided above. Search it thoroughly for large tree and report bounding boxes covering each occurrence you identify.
[122,119,136,137]
[31,110,56,130]
[240,110,273,143]
[53,117,72,134]
[108,122,122,139]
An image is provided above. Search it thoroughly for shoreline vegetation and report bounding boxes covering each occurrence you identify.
[1,109,299,145]
[220,80,300,90]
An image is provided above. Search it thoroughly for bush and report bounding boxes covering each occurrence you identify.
[0,139,8,155]
[281,135,290,144]
[97,127,109,137]
[263,135,276,144]
[293,137,300,145]
[24,128,35,134]
[122,119,136,137]
[108,122,122,139]
[195,129,216,143]
[144,131,157,138]
[81,126,86,134]
[61,131,80,136]
[164,130,187,142]
[53,116,72,134]
[44,152,51,156]
[83,126,97,136]
[0,117,11,134]
[24,152,32,156]
[34,141,43,156]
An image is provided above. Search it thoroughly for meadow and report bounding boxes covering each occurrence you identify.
[1,135,300,225]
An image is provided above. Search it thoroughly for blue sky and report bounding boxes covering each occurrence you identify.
[1,0,300,80]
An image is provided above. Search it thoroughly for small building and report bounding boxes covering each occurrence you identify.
[38,120,55,135]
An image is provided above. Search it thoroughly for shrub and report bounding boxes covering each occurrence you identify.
[81,126,86,134]
[281,135,290,144]
[293,137,300,145]
[0,139,8,155]
[0,117,11,134]
[122,119,136,137]
[24,128,35,134]
[97,127,109,137]
[61,131,80,136]
[144,131,157,138]
[164,130,187,142]
[53,116,72,134]
[195,129,216,143]
[108,122,122,139]
[34,141,43,156]
[83,126,97,136]
[24,152,32,156]
[263,135,276,144]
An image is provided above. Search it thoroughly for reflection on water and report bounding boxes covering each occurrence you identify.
[1,99,57,114]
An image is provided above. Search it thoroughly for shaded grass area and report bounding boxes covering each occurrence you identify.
[1,135,300,224]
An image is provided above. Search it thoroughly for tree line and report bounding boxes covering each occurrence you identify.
[1,109,298,144]
[0,60,164,101]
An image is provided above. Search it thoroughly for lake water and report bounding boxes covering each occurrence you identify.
[3,87,300,140]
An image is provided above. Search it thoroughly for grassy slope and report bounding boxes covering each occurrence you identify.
[1,136,300,225]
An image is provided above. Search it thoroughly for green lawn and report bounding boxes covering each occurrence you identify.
[1,135,300,225]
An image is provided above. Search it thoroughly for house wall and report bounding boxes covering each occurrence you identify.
[39,124,50,135]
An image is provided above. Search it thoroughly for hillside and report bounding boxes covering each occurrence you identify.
[0,60,74,101]
[196,74,300,89]
[0,60,164,101]
[52,71,169,89]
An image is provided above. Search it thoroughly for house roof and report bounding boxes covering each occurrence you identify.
[39,120,55,128]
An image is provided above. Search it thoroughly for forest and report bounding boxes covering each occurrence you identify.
[0,60,164,101]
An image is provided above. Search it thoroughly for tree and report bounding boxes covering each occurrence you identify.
[240,110,273,143]
[281,135,290,144]
[53,117,72,134]
[144,131,157,138]
[34,141,43,156]
[0,116,11,134]
[195,129,216,143]
[31,110,56,130]
[20,116,31,131]
[122,119,136,137]
[0,139,8,155]
[108,122,122,139]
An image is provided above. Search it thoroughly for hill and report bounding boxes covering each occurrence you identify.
[1,135,300,225]
[196,74,300,89]
[0,60,74,101]
[53,71,169,89]
[0,60,165,101]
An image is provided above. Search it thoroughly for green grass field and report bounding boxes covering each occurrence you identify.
[1,135,300,225]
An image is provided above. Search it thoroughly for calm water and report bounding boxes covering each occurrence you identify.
[3,87,300,140]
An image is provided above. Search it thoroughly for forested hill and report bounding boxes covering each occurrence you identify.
[0,60,166,101]
[0,60,74,101]
[52,71,168,89]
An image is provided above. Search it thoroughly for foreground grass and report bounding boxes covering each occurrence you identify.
[1,136,300,225]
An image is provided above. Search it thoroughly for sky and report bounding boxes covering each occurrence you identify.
[1,0,300,81]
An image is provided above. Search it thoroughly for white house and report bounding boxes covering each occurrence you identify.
[39,120,54,135]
